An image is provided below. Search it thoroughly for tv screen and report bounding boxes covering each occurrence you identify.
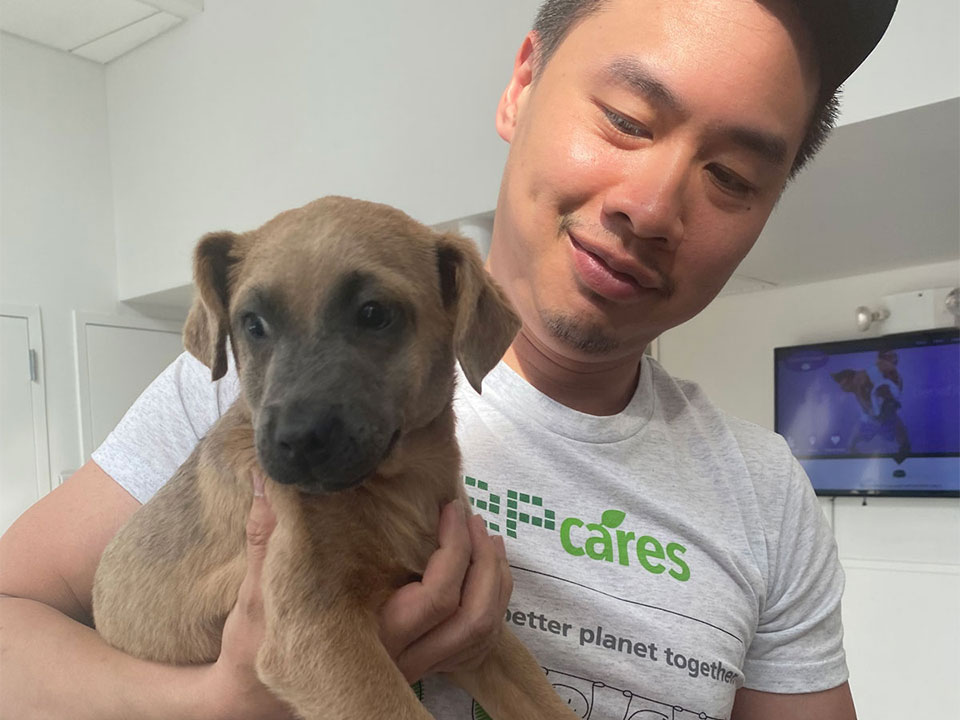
[775,328,960,497]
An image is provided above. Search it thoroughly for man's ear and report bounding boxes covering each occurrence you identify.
[183,231,244,381]
[496,32,537,143]
[436,233,521,393]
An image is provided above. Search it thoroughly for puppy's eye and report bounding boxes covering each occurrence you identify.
[357,302,393,330]
[244,313,268,339]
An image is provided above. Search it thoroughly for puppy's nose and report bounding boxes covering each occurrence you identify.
[273,406,345,465]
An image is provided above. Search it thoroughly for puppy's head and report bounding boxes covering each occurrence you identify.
[831,369,874,414]
[184,196,520,493]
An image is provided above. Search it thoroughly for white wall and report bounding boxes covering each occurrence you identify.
[659,261,960,716]
[838,0,960,126]
[0,33,122,481]
[660,261,960,430]
[104,0,543,301]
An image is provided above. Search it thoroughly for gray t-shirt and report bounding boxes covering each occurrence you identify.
[94,351,847,719]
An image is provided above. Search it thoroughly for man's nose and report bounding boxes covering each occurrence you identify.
[601,144,688,250]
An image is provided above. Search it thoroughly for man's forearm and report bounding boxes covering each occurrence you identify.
[0,597,212,720]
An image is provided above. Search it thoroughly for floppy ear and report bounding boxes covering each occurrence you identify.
[183,231,243,381]
[830,370,857,393]
[436,233,521,393]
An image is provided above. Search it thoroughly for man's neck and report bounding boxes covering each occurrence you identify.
[501,330,643,416]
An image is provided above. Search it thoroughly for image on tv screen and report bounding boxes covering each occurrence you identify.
[775,329,960,496]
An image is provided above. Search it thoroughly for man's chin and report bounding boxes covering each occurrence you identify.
[540,311,621,355]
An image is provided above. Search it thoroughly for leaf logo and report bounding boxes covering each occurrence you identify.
[601,509,626,528]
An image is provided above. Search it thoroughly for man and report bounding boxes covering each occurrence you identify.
[0,0,897,718]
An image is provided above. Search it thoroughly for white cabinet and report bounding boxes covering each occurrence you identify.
[74,312,184,461]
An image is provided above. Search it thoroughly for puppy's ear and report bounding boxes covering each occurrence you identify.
[183,231,244,381]
[830,370,856,392]
[436,233,521,393]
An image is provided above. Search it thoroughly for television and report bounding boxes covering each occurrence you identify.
[775,328,960,497]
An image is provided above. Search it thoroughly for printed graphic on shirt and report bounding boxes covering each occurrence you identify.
[448,660,733,720]
[458,475,747,720]
[465,476,690,581]
[538,667,726,719]
[465,476,555,538]
[471,703,492,720]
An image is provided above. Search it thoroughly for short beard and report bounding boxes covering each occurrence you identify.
[542,312,620,355]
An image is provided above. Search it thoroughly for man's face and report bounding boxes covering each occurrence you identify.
[490,0,819,361]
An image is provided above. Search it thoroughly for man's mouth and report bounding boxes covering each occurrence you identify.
[568,232,663,302]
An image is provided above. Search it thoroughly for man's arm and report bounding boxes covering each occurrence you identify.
[0,461,512,719]
[732,682,857,720]
[0,461,290,720]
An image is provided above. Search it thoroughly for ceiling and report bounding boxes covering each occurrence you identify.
[738,97,959,293]
[0,0,201,63]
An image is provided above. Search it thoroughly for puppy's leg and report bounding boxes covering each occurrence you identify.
[451,629,582,720]
[257,617,431,720]
[255,524,433,720]
[256,603,433,720]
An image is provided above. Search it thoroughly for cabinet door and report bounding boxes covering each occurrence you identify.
[75,314,184,460]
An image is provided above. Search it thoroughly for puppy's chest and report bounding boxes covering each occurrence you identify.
[271,489,437,606]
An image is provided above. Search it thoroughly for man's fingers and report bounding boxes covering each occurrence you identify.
[238,470,276,619]
[432,525,511,674]
[460,515,504,625]
[465,515,512,622]
[493,534,513,609]
[395,515,510,679]
[380,502,471,658]
[420,502,472,595]
[246,471,276,556]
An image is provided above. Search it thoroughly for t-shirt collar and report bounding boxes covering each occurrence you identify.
[457,355,655,444]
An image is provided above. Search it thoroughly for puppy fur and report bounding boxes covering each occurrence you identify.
[92,196,581,719]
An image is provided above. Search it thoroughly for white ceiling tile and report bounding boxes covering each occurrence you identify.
[71,11,181,63]
[0,0,156,52]
[138,0,203,18]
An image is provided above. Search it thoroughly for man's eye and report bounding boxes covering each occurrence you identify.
[357,302,393,330]
[707,164,753,197]
[602,108,651,139]
[244,313,268,339]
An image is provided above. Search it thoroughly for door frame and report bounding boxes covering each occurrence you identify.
[1,304,51,497]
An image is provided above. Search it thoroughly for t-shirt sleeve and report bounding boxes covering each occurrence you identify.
[742,454,848,693]
[92,351,239,504]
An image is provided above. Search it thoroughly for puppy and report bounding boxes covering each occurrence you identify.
[92,197,581,719]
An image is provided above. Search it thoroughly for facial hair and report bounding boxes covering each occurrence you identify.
[541,311,621,355]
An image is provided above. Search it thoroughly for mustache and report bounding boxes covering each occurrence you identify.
[558,214,674,296]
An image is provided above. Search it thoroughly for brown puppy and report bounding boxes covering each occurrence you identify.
[92,197,580,719]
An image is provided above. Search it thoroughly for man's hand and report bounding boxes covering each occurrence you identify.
[204,471,297,720]
[204,480,513,717]
[379,502,514,683]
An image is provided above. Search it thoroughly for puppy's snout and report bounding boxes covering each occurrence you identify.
[274,406,345,465]
[258,399,397,493]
